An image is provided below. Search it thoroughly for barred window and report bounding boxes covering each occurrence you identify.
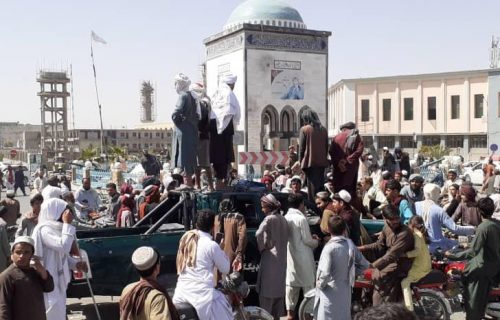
[362,136,373,147]
[446,136,464,148]
[470,135,487,148]
[361,99,370,122]
[378,136,395,149]
[403,98,414,121]
[400,136,415,149]
[422,135,441,146]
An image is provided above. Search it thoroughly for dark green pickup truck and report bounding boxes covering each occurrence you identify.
[68,191,385,298]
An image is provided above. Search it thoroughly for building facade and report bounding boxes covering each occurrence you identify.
[204,0,330,171]
[329,69,500,160]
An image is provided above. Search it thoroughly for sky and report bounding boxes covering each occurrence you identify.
[1,0,499,129]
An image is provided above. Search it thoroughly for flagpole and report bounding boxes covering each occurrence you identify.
[90,35,106,161]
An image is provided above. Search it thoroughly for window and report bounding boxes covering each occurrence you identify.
[451,95,460,119]
[361,99,370,122]
[132,143,137,149]
[362,136,373,147]
[144,143,148,148]
[403,98,414,121]
[446,136,464,148]
[120,132,125,138]
[422,135,441,146]
[156,132,161,137]
[378,136,395,149]
[470,135,487,148]
[427,97,436,120]
[132,132,137,137]
[400,136,415,149]
[156,143,160,148]
[382,99,391,121]
[474,94,484,118]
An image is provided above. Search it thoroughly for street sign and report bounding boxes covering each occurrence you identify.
[490,144,498,152]
[10,149,17,158]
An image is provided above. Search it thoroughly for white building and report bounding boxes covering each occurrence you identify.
[204,0,331,170]
[329,69,500,160]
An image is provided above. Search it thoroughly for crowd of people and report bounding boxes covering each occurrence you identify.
[0,73,499,320]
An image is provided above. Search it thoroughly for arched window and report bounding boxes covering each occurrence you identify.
[298,105,312,127]
[280,105,297,133]
[262,105,279,133]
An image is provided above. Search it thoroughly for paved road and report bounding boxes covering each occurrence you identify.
[7,189,467,319]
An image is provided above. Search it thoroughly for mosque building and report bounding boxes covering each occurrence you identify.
[204,0,331,171]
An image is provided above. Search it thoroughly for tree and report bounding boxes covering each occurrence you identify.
[419,144,451,160]
[81,147,98,160]
[107,145,127,162]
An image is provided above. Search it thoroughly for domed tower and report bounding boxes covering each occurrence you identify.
[204,0,331,172]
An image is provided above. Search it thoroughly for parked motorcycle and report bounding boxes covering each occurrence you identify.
[174,272,273,320]
[298,268,451,320]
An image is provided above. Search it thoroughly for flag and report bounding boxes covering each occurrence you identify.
[91,31,107,44]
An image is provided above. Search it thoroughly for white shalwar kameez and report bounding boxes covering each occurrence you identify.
[173,231,232,320]
[284,208,318,310]
[32,198,78,320]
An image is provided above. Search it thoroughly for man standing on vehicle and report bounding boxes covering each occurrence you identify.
[120,246,178,320]
[284,193,319,320]
[74,177,101,220]
[358,205,414,305]
[173,210,232,320]
[446,197,500,320]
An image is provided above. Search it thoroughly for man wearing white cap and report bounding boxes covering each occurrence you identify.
[331,190,361,245]
[0,236,54,320]
[120,246,177,320]
[172,73,199,188]
[209,73,241,189]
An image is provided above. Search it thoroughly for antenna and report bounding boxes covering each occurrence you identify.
[490,35,499,69]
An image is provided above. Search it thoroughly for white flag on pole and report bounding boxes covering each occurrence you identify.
[91,31,107,44]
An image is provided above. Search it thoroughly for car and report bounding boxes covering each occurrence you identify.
[68,190,384,298]
[462,161,500,186]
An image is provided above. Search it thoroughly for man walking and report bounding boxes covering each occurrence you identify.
[0,236,54,320]
[284,193,319,319]
[120,246,178,320]
[447,197,500,320]
[13,167,26,196]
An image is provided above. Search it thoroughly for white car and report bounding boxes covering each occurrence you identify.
[462,161,500,186]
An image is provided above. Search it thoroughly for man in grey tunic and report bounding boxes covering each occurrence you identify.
[314,215,369,320]
[172,73,199,187]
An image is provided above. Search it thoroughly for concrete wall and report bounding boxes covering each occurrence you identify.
[488,72,500,150]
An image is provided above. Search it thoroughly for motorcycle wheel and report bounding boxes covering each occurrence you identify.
[241,306,274,320]
[297,295,315,320]
[413,291,450,320]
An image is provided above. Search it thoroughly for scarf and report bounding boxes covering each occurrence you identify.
[460,185,476,202]
[119,279,179,320]
[32,198,71,293]
[176,230,199,275]
[116,194,135,227]
[210,83,236,134]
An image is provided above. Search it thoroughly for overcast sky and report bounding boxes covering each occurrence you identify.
[1,0,498,129]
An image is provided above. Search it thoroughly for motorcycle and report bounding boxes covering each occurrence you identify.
[174,272,273,320]
[298,268,451,320]
[433,247,500,318]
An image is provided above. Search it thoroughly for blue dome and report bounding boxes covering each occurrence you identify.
[224,0,306,30]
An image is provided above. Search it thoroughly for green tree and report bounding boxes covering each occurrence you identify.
[107,146,127,162]
[81,147,97,160]
[419,144,451,160]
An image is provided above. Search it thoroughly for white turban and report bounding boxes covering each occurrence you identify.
[423,183,441,203]
[222,73,237,85]
[174,73,191,94]
[39,198,68,223]
[189,82,205,96]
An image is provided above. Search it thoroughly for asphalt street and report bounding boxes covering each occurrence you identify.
[7,189,466,320]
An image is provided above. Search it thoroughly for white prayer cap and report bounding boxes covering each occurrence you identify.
[132,246,159,271]
[332,189,351,204]
[222,73,237,85]
[174,73,191,93]
[173,168,182,175]
[6,190,15,198]
[401,170,408,177]
[12,236,35,250]
[383,146,389,151]
[368,155,373,160]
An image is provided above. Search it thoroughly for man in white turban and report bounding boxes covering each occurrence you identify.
[415,183,474,253]
[31,198,87,319]
[171,73,199,187]
[209,73,241,189]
